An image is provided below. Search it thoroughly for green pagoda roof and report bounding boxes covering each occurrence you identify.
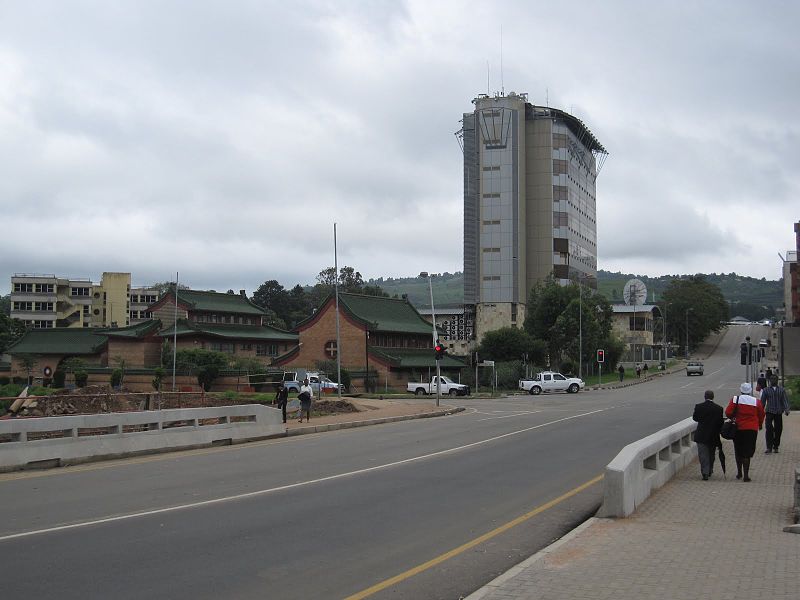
[103,319,162,338]
[158,320,297,341]
[336,293,434,334]
[164,289,267,316]
[369,347,466,368]
[7,328,108,356]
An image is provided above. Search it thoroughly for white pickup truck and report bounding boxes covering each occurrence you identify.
[407,376,470,396]
[518,372,585,395]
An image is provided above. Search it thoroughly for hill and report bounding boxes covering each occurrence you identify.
[370,271,784,319]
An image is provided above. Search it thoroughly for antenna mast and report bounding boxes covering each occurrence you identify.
[500,25,504,95]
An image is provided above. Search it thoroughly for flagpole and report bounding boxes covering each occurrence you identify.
[334,224,342,400]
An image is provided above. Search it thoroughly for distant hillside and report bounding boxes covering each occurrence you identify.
[370,271,784,318]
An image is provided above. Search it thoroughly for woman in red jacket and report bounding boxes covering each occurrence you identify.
[725,382,765,482]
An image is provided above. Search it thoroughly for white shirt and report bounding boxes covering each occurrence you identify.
[299,384,313,398]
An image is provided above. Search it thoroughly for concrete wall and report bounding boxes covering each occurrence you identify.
[0,404,284,471]
[598,417,697,518]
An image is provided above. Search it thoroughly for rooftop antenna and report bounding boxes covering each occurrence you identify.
[500,25,504,96]
[546,88,549,107]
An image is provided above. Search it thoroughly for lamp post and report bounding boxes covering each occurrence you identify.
[685,307,693,359]
[420,271,440,406]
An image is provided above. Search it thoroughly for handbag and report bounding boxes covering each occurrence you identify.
[720,396,739,440]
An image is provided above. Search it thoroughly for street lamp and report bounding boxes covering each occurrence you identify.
[420,272,441,406]
[685,307,693,359]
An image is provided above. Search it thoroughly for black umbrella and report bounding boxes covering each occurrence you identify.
[717,440,727,478]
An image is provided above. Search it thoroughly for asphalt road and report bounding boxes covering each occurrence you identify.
[0,326,764,599]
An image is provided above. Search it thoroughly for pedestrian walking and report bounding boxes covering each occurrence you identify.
[642,363,649,377]
[298,378,314,423]
[275,382,289,424]
[725,382,765,482]
[756,372,767,393]
[692,390,723,480]
[636,364,642,378]
[766,367,773,381]
[761,375,790,454]
[618,365,625,382]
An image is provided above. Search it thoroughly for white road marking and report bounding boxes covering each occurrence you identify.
[477,411,542,421]
[0,408,609,543]
[680,382,696,389]
[708,368,724,376]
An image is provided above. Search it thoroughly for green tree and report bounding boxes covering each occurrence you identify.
[0,313,26,354]
[477,327,546,364]
[523,277,620,376]
[0,294,10,316]
[175,349,230,392]
[661,276,729,354]
[18,354,38,385]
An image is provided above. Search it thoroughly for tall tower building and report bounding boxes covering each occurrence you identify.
[460,92,607,341]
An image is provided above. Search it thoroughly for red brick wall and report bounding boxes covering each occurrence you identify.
[290,301,368,371]
[9,352,108,379]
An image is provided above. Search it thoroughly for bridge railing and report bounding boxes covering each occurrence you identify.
[0,405,284,472]
[599,417,697,518]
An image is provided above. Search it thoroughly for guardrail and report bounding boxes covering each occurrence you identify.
[0,405,284,472]
[598,417,697,518]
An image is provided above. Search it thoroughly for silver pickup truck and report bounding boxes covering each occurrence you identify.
[686,361,704,376]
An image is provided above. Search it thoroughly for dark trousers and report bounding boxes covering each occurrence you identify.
[697,442,716,477]
[765,412,784,450]
[278,401,287,423]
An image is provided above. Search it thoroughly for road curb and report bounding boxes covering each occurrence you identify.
[285,406,465,437]
[464,517,602,599]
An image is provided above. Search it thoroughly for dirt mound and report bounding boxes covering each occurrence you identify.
[21,386,144,417]
[313,399,360,414]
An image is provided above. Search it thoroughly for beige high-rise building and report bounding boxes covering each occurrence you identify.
[460,92,607,341]
[9,272,160,328]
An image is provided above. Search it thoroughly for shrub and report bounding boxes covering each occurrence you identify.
[110,368,123,388]
[152,367,165,391]
[0,376,9,385]
[53,370,66,388]
[74,370,88,388]
[0,383,24,397]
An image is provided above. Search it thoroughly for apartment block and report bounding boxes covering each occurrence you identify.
[459,92,607,340]
[10,272,160,329]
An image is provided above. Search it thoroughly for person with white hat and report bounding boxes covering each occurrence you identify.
[724,382,765,482]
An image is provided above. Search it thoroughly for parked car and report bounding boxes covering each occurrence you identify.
[407,376,470,396]
[282,370,344,394]
[686,361,704,376]
[518,372,585,395]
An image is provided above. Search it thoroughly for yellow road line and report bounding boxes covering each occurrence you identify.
[344,473,604,600]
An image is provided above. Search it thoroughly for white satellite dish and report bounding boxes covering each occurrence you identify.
[623,278,647,306]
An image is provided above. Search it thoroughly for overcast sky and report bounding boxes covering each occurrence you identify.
[1,0,798,295]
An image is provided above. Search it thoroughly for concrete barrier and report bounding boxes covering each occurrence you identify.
[598,417,697,518]
[0,405,284,471]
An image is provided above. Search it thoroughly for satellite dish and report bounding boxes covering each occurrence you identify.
[623,278,647,306]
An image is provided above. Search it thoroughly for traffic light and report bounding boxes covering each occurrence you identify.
[435,341,446,360]
[740,342,748,365]
[597,349,605,363]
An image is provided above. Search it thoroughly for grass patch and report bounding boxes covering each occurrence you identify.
[785,376,800,410]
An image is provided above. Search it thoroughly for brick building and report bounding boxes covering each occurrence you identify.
[274,292,466,391]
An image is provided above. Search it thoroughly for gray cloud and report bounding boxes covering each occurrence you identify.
[1,0,798,296]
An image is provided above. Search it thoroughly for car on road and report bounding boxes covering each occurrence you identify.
[686,361,704,376]
[407,376,470,396]
[518,371,585,395]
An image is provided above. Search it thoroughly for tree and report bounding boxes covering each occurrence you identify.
[175,349,230,392]
[18,354,38,385]
[661,276,728,354]
[477,327,546,364]
[523,277,621,375]
[150,281,190,296]
[0,313,26,354]
[0,294,10,316]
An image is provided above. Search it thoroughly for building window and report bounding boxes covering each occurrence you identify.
[482,247,501,253]
[553,212,569,227]
[482,165,501,171]
[482,193,500,199]
[13,301,33,311]
[33,302,54,312]
[553,159,568,175]
[241,343,252,351]
[211,342,235,353]
[34,283,54,293]
[71,287,90,296]
[553,185,568,201]
[324,340,338,359]
[256,344,278,357]
[553,133,568,148]
[13,283,33,293]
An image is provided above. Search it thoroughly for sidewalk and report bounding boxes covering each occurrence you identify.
[469,416,800,600]
[279,397,461,435]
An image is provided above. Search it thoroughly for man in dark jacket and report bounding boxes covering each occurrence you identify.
[762,375,790,454]
[692,390,724,480]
